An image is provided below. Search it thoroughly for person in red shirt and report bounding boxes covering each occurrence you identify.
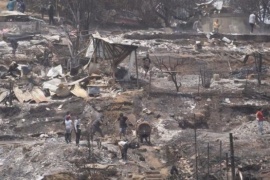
[256,109,264,135]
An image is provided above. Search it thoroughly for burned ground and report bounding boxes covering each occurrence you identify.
[1,24,270,180]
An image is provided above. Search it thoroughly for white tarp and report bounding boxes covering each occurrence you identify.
[124,50,136,80]
[42,79,62,92]
[196,0,223,11]
[84,38,94,70]
[47,65,63,78]
[213,1,223,11]
[85,38,94,58]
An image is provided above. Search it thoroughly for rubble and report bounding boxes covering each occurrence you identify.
[2,9,270,180]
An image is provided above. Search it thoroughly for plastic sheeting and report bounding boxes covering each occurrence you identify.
[47,65,63,78]
[85,38,94,58]
[124,50,135,80]
[42,78,62,92]
[213,1,223,11]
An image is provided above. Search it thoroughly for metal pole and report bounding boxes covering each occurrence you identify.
[230,133,235,180]
[207,142,210,179]
[226,153,229,180]
[135,49,139,88]
[149,71,152,95]
[220,141,222,177]
[9,81,12,106]
[195,128,198,180]
[198,74,200,95]
[258,53,262,86]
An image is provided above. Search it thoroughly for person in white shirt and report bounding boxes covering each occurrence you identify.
[249,12,256,33]
[118,140,139,161]
[65,116,73,144]
[193,19,202,33]
[118,140,129,160]
[74,117,80,132]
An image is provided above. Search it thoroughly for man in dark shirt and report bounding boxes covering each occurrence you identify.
[90,117,104,141]
[117,113,128,139]
[48,2,54,25]
[10,39,18,56]
[75,124,81,146]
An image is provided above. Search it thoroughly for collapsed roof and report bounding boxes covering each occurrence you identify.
[85,33,138,68]
[0,11,29,22]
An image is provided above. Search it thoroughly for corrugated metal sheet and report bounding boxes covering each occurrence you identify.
[70,84,89,99]
[0,91,8,102]
[13,87,32,103]
[14,86,48,103]
[30,87,49,103]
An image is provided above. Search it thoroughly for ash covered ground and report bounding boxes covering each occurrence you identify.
[1,23,270,180]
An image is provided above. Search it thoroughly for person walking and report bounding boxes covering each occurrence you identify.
[74,116,80,133]
[74,116,81,146]
[90,117,104,141]
[117,113,128,139]
[249,12,256,33]
[256,108,265,135]
[47,2,55,25]
[40,4,47,19]
[6,0,16,11]
[10,39,18,56]
[75,124,81,146]
[65,115,73,143]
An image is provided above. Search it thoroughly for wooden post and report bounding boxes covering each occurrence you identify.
[254,53,263,86]
[195,128,198,180]
[207,142,210,179]
[112,45,116,83]
[149,71,152,95]
[220,141,222,177]
[226,153,229,180]
[230,133,235,180]
[135,49,139,88]
[9,81,12,106]
[197,74,200,95]
[258,53,262,86]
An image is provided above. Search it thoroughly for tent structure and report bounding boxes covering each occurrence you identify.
[85,33,139,87]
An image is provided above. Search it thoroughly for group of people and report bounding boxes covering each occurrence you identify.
[6,0,55,25]
[6,0,25,13]
[88,112,129,141]
[64,111,133,160]
[40,2,55,25]
[64,112,81,146]
[192,12,259,34]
